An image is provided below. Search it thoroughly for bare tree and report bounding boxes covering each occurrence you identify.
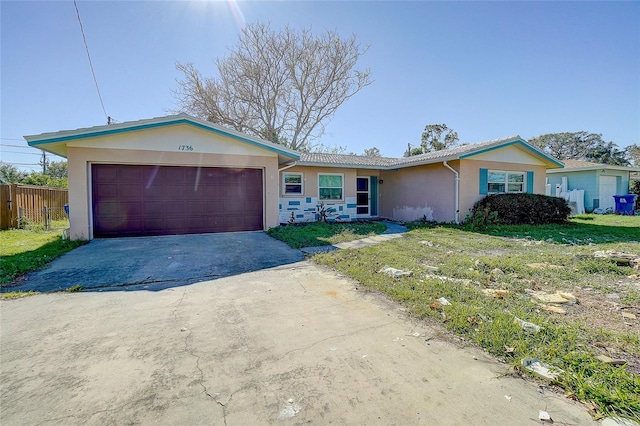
[420,124,459,153]
[174,22,372,152]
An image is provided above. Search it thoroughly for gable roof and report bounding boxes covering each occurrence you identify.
[548,159,640,173]
[24,114,300,163]
[24,114,564,170]
[298,136,563,169]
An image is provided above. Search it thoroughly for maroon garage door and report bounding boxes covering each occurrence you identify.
[92,164,263,237]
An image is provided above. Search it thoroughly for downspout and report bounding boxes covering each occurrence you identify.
[442,161,460,224]
[277,162,297,194]
[278,162,297,173]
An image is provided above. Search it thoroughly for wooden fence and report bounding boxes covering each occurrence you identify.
[0,184,69,230]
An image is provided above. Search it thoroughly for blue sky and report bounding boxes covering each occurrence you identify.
[2,1,639,171]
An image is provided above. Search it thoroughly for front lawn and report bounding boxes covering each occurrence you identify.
[0,229,86,286]
[267,221,387,249]
[298,215,639,420]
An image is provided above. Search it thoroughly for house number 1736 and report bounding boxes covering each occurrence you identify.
[178,145,194,151]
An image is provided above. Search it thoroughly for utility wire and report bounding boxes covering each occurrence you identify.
[74,0,109,122]
[0,137,25,142]
[1,151,42,155]
[2,162,41,166]
[0,143,31,148]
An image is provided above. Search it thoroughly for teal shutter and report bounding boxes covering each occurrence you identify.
[479,168,488,194]
[369,176,378,216]
[526,171,534,193]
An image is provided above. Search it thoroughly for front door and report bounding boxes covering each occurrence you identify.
[356,177,370,216]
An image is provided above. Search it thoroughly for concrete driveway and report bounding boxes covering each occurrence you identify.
[7,232,304,292]
[1,260,596,425]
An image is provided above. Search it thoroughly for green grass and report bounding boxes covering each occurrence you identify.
[267,221,387,249]
[457,214,640,245]
[304,215,640,421]
[64,284,84,292]
[0,291,39,299]
[0,228,86,285]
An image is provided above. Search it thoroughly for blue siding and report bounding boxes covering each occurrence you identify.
[546,169,632,212]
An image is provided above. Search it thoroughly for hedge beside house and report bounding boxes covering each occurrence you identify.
[469,193,571,226]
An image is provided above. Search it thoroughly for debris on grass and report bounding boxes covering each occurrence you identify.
[527,290,577,305]
[482,288,509,299]
[596,355,627,366]
[522,358,564,380]
[593,250,640,268]
[621,312,636,320]
[378,265,413,278]
[540,304,567,315]
[437,296,451,306]
[514,317,542,333]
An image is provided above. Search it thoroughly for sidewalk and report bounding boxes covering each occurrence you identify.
[300,221,408,255]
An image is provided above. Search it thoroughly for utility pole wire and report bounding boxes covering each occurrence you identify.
[73,0,109,123]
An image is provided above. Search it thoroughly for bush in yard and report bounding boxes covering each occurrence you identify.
[631,179,640,211]
[469,193,571,227]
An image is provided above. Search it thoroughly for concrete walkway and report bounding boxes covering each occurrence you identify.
[300,221,408,255]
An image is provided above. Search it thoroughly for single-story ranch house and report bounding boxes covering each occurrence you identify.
[546,159,640,212]
[25,114,564,240]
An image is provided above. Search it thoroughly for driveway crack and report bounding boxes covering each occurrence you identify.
[281,320,396,358]
[175,296,231,424]
[172,288,187,322]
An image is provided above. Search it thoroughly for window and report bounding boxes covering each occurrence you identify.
[283,173,303,195]
[318,173,343,200]
[488,170,525,193]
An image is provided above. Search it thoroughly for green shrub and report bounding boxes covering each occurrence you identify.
[630,179,640,210]
[469,193,571,226]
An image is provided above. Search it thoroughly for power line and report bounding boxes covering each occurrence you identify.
[0,143,31,148]
[1,151,42,155]
[74,0,109,122]
[0,137,24,142]
[1,162,41,166]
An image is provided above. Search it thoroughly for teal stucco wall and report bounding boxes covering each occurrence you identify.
[547,169,631,212]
